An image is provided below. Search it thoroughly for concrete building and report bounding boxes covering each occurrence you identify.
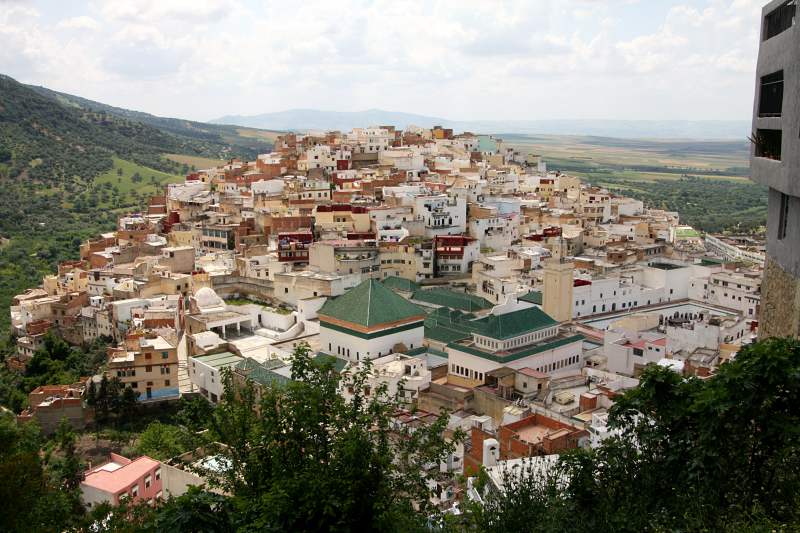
[106,331,179,401]
[750,0,800,338]
[81,453,163,508]
[340,353,431,405]
[689,269,762,318]
[189,351,244,404]
[472,254,524,304]
[309,239,381,278]
[16,383,90,434]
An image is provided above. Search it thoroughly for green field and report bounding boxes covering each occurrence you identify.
[88,157,183,208]
[164,153,226,170]
[235,127,283,143]
[505,134,750,175]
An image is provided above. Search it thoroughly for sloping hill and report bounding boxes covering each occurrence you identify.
[211,107,750,139]
[28,84,278,159]
[0,74,275,334]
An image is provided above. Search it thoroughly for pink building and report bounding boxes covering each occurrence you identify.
[80,453,163,508]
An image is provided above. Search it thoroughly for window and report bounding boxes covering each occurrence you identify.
[145,475,152,489]
[764,1,796,40]
[754,129,782,160]
[131,485,139,497]
[146,365,152,372]
[778,192,790,240]
[165,380,170,386]
[161,351,169,359]
[759,71,784,117]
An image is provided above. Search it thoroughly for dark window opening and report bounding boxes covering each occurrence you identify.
[754,129,782,160]
[764,1,796,40]
[759,70,784,117]
[778,193,790,240]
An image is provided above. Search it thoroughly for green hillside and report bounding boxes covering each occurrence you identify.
[0,74,274,335]
[28,83,277,159]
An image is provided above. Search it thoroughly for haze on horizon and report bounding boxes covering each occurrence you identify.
[0,0,763,124]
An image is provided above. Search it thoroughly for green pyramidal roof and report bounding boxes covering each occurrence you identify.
[471,306,558,340]
[319,279,426,328]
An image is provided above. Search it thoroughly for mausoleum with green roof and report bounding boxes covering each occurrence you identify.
[318,279,427,361]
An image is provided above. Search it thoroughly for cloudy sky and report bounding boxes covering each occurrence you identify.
[0,0,764,122]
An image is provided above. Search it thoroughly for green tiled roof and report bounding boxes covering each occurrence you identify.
[411,288,492,312]
[382,276,420,293]
[424,308,483,343]
[234,357,289,387]
[193,351,242,369]
[424,305,559,343]
[312,353,349,373]
[518,290,543,305]
[448,334,585,363]
[318,279,425,328]
[471,307,558,340]
[404,346,448,358]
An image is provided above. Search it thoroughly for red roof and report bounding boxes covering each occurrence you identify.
[518,367,548,379]
[82,455,159,494]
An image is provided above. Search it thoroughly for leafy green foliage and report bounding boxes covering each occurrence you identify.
[589,175,768,233]
[0,413,78,533]
[86,374,138,427]
[20,334,110,392]
[94,344,456,532]
[198,343,461,531]
[134,421,201,461]
[467,337,800,532]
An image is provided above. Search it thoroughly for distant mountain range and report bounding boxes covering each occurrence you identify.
[211,109,751,140]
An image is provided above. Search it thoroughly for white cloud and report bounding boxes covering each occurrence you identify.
[56,15,98,30]
[0,0,765,121]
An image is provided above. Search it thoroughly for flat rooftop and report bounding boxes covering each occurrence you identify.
[192,351,242,368]
[580,301,737,331]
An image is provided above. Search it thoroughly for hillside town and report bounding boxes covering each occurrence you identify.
[6,123,769,511]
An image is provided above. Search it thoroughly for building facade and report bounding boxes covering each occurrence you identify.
[751,0,800,338]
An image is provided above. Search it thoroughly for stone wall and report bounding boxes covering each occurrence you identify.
[759,257,800,339]
[212,275,275,302]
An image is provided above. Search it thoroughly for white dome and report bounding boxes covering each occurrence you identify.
[195,287,224,310]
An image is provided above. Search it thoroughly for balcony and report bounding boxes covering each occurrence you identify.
[753,129,782,160]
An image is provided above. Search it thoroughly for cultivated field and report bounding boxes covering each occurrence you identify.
[164,153,226,170]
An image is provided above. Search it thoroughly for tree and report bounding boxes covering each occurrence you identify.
[0,413,75,532]
[0,144,11,162]
[94,375,123,425]
[200,343,461,531]
[465,338,800,532]
[119,386,139,421]
[135,422,187,461]
[150,487,233,532]
[52,417,84,492]
[174,395,214,433]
